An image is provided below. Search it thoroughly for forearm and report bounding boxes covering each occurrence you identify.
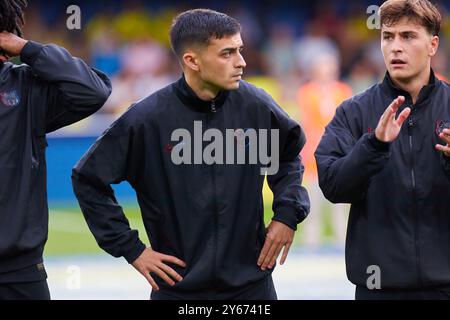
[268,156,310,231]
[316,132,390,203]
[71,171,146,263]
[21,40,110,103]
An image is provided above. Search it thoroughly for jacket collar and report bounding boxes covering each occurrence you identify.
[381,68,439,106]
[173,74,229,113]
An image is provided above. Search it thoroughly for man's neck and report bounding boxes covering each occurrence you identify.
[184,72,220,101]
[390,68,431,104]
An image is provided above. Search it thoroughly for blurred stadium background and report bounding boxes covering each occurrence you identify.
[17,0,450,299]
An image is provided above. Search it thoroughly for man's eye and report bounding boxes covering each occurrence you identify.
[383,35,392,40]
[223,52,231,57]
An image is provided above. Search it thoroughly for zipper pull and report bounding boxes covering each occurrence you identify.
[211,100,216,113]
[408,116,414,127]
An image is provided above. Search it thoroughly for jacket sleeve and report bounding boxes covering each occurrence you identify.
[71,113,146,264]
[314,102,391,204]
[265,98,310,231]
[20,40,112,133]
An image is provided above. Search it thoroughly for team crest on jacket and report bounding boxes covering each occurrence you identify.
[0,90,20,107]
[436,120,450,135]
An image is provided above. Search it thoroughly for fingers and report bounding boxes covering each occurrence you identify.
[391,95,405,113]
[160,254,187,268]
[260,239,278,270]
[257,240,271,268]
[439,129,450,144]
[157,263,184,282]
[267,242,284,269]
[435,143,450,156]
[141,270,159,291]
[0,54,9,63]
[152,253,185,286]
[380,96,405,126]
[279,242,292,265]
[140,262,184,290]
[436,129,450,157]
[376,96,408,142]
[151,266,178,287]
[132,249,186,290]
[436,128,450,155]
[395,107,411,126]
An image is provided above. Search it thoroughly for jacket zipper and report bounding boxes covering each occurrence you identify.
[31,130,40,170]
[408,114,421,286]
[209,99,219,296]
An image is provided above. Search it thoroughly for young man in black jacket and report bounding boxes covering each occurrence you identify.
[0,0,112,300]
[316,0,450,299]
[72,9,310,300]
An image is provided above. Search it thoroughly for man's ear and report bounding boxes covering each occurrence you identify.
[182,51,200,72]
[430,35,439,57]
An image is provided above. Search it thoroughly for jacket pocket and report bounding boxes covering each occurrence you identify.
[27,134,48,233]
[255,217,267,252]
[31,134,48,169]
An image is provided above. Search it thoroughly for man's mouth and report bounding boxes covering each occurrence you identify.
[391,59,407,67]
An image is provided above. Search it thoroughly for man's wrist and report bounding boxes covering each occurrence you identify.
[20,40,43,65]
[368,131,391,151]
[16,38,28,55]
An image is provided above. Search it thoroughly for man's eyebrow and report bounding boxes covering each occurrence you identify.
[382,30,417,35]
[220,45,244,53]
[400,31,418,35]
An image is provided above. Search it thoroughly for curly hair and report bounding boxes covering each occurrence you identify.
[0,0,27,37]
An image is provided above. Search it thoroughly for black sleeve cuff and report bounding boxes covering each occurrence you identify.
[272,206,303,231]
[367,132,391,152]
[123,241,147,264]
[20,40,44,66]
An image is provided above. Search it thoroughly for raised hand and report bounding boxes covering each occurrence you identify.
[436,128,450,157]
[0,31,28,62]
[375,96,411,142]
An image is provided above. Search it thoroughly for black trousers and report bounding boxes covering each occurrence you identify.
[0,280,51,300]
[151,276,277,300]
[355,285,450,300]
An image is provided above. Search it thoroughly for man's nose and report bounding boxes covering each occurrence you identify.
[391,36,403,53]
[235,52,246,69]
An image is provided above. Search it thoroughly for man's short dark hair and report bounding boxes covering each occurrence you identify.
[380,0,442,36]
[0,0,27,37]
[169,9,241,60]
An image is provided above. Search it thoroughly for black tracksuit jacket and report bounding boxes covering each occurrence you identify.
[72,75,310,299]
[316,70,450,289]
[0,41,111,276]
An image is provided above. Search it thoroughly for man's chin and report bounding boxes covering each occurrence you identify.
[211,80,240,92]
[389,69,415,83]
[226,81,240,91]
